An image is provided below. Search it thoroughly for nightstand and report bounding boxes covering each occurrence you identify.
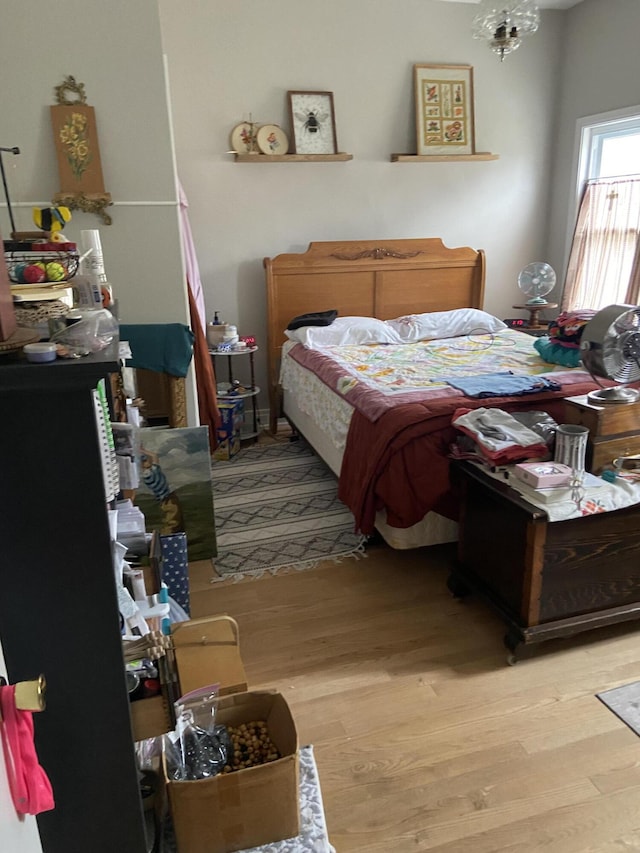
[512,301,558,333]
[210,345,260,439]
[520,327,551,338]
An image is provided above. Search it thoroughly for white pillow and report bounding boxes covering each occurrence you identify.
[285,316,402,348]
[386,308,507,342]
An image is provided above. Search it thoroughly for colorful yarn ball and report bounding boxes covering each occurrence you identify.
[12,262,28,283]
[23,264,47,284]
[45,262,66,281]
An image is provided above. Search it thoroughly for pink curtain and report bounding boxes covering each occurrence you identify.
[178,180,207,331]
[178,180,220,449]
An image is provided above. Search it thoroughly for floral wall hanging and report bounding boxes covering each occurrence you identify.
[50,76,113,225]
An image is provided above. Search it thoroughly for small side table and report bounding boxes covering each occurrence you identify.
[209,346,260,440]
[512,302,557,331]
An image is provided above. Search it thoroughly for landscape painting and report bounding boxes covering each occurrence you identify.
[134,425,217,561]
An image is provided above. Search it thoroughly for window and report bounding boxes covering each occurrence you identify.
[582,116,640,181]
[563,108,640,311]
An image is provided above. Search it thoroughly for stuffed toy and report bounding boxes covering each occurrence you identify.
[32,206,72,242]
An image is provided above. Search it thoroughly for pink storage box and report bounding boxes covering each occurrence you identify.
[513,462,573,489]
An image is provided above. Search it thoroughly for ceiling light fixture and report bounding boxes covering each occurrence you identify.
[472,0,540,61]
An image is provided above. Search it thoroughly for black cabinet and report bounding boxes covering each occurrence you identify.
[0,347,146,853]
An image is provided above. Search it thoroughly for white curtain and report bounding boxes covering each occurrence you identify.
[562,177,640,310]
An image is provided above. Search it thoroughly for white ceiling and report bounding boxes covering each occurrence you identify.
[440,0,583,8]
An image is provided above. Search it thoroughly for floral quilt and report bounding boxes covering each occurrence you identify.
[286,329,591,422]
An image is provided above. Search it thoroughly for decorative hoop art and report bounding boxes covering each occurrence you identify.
[230,122,258,154]
[256,125,289,155]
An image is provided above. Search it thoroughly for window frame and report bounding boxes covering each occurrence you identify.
[565,104,640,267]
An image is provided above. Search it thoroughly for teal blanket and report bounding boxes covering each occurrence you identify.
[120,323,194,377]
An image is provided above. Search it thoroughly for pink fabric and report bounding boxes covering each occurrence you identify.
[178,181,206,333]
[0,685,54,815]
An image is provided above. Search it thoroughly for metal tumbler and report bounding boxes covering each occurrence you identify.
[554,424,589,472]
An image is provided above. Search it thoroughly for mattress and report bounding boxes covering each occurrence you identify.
[280,340,458,548]
[279,330,608,548]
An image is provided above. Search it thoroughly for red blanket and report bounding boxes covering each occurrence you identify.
[337,377,609,535]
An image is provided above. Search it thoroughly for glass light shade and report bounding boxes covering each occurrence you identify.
[472,0,540,61]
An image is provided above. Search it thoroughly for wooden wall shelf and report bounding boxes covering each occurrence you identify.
[234,153,353,163]
[390,152,499,162]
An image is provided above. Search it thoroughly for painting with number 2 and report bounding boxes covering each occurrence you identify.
[414,64,475,156]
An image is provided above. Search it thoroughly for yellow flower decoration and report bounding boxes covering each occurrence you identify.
[59,112,92,181]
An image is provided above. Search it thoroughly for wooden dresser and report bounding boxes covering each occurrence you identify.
[451,460,640,662]
[563,394,640,472]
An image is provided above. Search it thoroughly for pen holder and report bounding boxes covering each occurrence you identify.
[554,424,589,473]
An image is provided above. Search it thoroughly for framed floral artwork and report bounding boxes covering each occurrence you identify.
[50,104,106,194]
[288,91,338,155]
[414,64,475,156]
[49,77,112,224]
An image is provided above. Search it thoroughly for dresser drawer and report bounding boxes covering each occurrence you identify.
[564,394,640,437]
[589,433,640,472]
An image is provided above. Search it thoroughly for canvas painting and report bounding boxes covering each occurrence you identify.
[134,426,217,561]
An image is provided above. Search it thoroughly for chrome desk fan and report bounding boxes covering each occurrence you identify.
[580,304,640,403]
[517,262,556,305]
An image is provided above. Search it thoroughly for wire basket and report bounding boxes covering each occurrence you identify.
[4,250,80,284]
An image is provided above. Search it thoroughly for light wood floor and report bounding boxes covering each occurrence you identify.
[188,542,640,852]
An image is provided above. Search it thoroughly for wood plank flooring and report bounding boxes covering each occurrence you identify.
[188,541,640,852]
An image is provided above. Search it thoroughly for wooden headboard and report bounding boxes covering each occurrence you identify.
[263,237,486,431]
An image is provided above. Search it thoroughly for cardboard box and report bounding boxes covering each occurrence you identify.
[130,614,248,743]
[172,615,248,698]
[165,691,300,853]
[213,428,241,461]
[219,398,244,432]
[213,398,244,460]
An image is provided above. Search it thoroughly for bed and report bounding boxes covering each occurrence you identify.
[264,238,607,549]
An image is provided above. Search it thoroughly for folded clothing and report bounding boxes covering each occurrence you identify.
[441,372,561,398]
[548,310,596,348]
[287,309,338,330]
[452,406,550,465]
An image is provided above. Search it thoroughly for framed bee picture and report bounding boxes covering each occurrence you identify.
[414,64,475,156]
[288,91,338,155]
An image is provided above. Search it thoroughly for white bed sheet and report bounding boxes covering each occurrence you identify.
[279,342,458,549]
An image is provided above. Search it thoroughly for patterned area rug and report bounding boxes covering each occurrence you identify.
[210,439,366,581]
[597,680,640,736]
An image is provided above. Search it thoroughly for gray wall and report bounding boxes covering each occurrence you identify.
[547,0,640,286]
[3,0,637,423]
[0,0,197,421]
[158,0,567,410]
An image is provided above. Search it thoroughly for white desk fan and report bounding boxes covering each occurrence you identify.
[580,304,640,403]
[517,262,556,305]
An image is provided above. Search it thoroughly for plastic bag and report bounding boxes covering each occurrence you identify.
[51,308,118,357]
[164,683,232,780]
[510,410,558,449]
